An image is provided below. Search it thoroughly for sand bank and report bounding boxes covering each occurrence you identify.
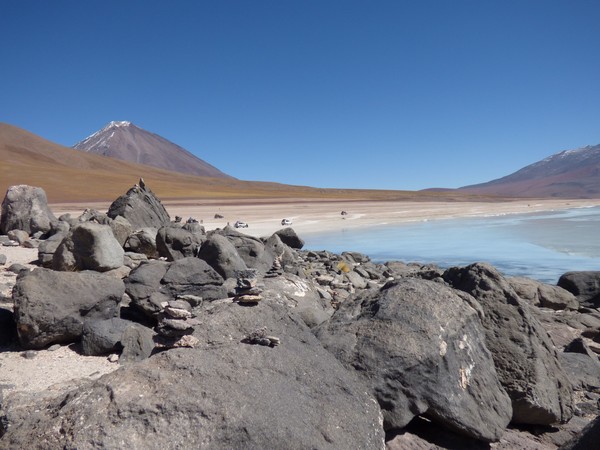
[50,198,600,238]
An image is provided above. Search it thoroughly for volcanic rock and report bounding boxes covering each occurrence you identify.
[107,180,170,230]
[0,185,56,235]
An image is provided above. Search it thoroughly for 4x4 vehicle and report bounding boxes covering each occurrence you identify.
[281,218,292,226]
[234,220,248,228]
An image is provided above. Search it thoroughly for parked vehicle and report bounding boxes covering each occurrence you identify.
[281,218,292,226]
[234,220,248,228]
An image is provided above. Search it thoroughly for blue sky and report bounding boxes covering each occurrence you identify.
[2,1,599,190]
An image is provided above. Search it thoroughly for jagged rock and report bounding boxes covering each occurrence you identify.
[52,222,124,272]
[124,227,159,258]
[559,353,600,391]
[0,185,57,235]
[107,180,170,230]
[274,227,304,249]
[558,271,600,308]
[444,262,574,425]
[213,226,273,274]
[123,251,148,269]
[77,208,111,224]
[12,268,124,349]
[316,278,512,442]
[156,225,204,261]
[0,301,385,449]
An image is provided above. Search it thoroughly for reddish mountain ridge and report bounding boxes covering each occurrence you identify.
[74,121,232,179]
[461,144,600,198]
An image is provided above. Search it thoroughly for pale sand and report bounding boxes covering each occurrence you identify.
[51,198,600,238]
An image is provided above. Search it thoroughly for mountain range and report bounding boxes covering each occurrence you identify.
[1,120,598,201]
[461,145,600,198]
[73,121,232,179]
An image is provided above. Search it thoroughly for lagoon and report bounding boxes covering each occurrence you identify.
[304,206,600,284]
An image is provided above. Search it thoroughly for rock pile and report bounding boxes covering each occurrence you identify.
[1,181,599,449]
[233,269,263,304]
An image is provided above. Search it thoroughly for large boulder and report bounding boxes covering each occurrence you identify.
[444,263,574,425]
[509,277,579,310]
[274,227,305,249]
[125,228,159,258]
[213,226,273,273]
[37,230,69,268]
[107,180,170,230]
[156,225,204,261]
[316,278,512,442]
[0,301,385,449]
[197,233,247,279]
[52,222,124,272]
[558,271,600,308]
[559,415,600,450]
[12,268,124,349]
[0,185,56,235]
[109,215,133,247]
[125,258,227,321]
[81,317,140,356]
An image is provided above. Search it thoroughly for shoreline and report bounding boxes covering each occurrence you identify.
[50,198,600,238]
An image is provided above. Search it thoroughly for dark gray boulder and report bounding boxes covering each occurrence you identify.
[124,227,158,258]
[274,227,304,249]
[214,226,273,273]
[156,225,204,261]
[125,258,226,322]
[509,277,579,310]
[52,222,124,272]
[119,324,155,364]
[109,215,133,247]
[264,233,299,272]
[316,278,512,442]
[262,273,334,328]
[0,185,57,235]
[558,271,600,308]
[0,308,16,346]
[37,231,68,268]
[107,181,170,230]
[197,233,248,279]
[12,268,124,349]
[81,317,137,356]
[444,262,574,425]
[559,415,600,450]
[7,230,29,245]
[0,300,385,449]
[559,353,600,391]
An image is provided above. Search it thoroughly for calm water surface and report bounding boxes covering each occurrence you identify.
[303,207,600,284]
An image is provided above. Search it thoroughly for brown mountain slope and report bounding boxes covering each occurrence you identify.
[73,121,233,179]
[1,123,483,204]
[461,145,600,198]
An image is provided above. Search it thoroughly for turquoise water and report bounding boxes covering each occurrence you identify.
[303,207,600,284]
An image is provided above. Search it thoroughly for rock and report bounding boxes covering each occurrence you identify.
[12,268,124,349]
[77,208,111,224]
[444,262,574,425]
[197,234,247,279]
[125,258,226,322]
[109,215,133,247]
[156,225,204,261]
[81,317,136,356]
[123,251,148,269]
[124,227,158,258]
[0,254,6,265]
[107,180,170,230]
[119,324,155,364]
[0,185,56,235]
[37,230,68,268]
[262,273,334,328]
[558,271,600,308]
[52,222,125,272]
[6,230,29,245]
[559,415,600,450]
[316,278,512,442]
[214,226,273,273]
[0,301,385,449]
[559,353,600,391]
[0,308,16,346]
[22,239,39,249]
[274,227,305,249]
[509,277,579,310]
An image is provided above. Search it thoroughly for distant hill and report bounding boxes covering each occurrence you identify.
[1,123,472,203]
[74,121,232,179]
[461,144,600,198]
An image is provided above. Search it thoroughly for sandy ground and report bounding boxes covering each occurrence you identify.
[2,197,600,401]
[51,197,600,238]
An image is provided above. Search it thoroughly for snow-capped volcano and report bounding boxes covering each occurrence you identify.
[73,122,233,179]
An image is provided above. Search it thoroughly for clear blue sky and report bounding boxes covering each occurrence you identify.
[2,1,599,190]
